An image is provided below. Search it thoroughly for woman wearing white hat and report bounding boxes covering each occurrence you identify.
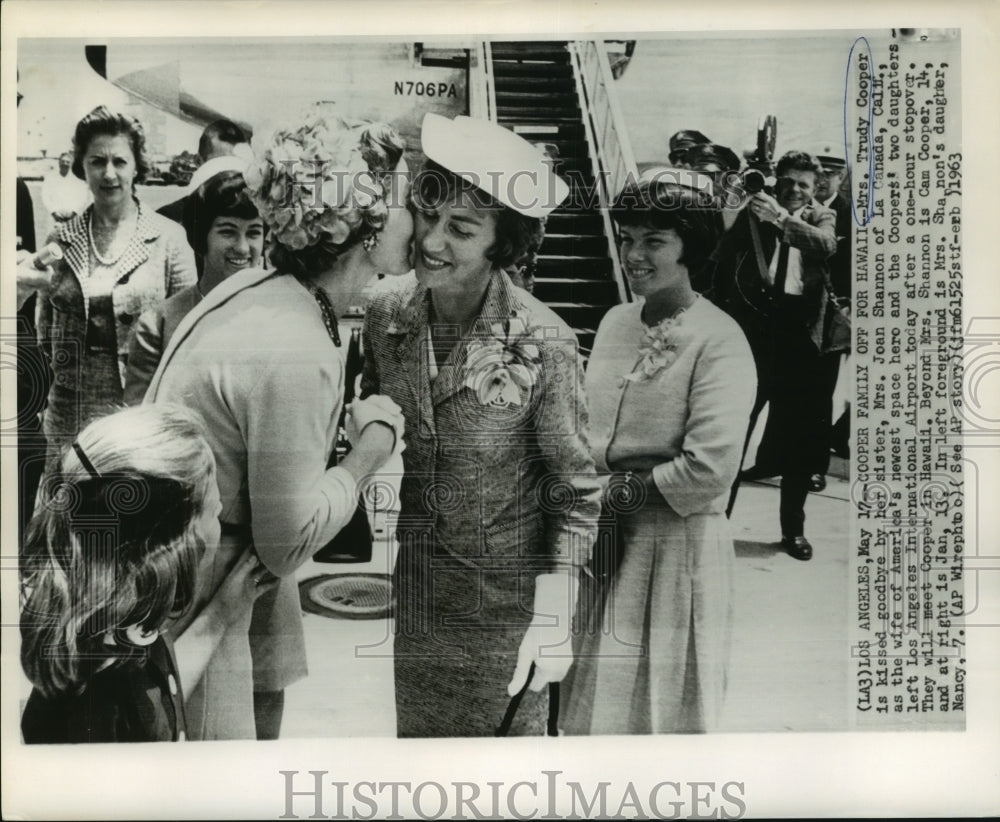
[362,114,602,737]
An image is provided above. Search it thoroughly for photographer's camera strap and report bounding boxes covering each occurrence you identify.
[748,213,770,286]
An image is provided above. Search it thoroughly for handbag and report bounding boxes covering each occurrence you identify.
[495,662,560,737]
[579,474,632,634]
[307,287,374,565]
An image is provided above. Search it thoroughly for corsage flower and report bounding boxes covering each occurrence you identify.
[625,309,690,382]
[463,312,542,407]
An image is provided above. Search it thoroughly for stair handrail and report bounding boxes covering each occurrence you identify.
[568,40,639,304]
[468,41,497,122]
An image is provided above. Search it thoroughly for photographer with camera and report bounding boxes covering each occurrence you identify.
[712,149,838,562]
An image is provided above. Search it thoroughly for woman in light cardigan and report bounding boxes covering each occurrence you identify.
[563,179,755,734]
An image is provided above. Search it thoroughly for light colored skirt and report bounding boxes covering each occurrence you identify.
[562,497,735,734]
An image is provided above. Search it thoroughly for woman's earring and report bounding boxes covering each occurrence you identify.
[363,233,380,252]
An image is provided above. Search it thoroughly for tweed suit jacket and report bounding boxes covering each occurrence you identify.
[361,272,602,571]
[711,201,837,353]
[36,203,197,387]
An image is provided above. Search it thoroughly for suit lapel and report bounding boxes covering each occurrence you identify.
[114,204,158,284]
[429,271,519,408]
[54,203,158,322]
[388,284,436,438]
[55,211,93,319]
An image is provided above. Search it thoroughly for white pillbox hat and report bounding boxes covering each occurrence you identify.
[420,113,570,218]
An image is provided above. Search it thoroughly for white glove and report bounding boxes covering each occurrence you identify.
[507,572,579,695]
[345,394,405,452]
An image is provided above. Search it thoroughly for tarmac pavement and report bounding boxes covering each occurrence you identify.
[285,469,851,737]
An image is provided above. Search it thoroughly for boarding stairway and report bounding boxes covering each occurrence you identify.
[484,41,637,355]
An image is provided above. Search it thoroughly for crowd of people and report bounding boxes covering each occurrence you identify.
[15,102,850,743]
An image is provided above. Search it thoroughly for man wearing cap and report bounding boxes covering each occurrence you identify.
[713,150,838,561]
[667,129,711,168]
[362,113,601,736]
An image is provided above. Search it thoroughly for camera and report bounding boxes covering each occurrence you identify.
[716,115,777,206]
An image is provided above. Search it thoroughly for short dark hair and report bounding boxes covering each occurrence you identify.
[71,106,151,183]
[611,178,720,274]
[410,160,545,271]
[198,119,247,159]
[182,171,261,256]
[775,150,824,179]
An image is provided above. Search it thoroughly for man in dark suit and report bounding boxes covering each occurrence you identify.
[712,150,838,560]
[814,153,852,470]
[157,119,249,225]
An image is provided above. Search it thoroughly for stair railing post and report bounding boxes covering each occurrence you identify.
[568,40,639,305]
[468,41,497,122]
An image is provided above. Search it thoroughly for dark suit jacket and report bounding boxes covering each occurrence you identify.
[710,201,838,354]
[826,192,852,302]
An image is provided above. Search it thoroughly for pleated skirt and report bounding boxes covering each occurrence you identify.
[561,498,734,734]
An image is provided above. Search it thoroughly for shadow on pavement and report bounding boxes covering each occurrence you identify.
[734,539,783,559]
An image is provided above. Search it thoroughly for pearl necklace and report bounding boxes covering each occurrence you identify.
[88,211,136,267]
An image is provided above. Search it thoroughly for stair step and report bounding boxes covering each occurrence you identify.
[532,278,619,304]
[491,46,570,63]
[495,90,580,105]
[539,233,607,256]
[494,76,576,92]
[559,188,608,211]
[535,255,613,278]
[496,106,582,121]
[521,137,590,157]
[492,61,574,79]
[493,74,576,94]
[501,122,586,141]
[545,212,605,235]
[491,41,569,51]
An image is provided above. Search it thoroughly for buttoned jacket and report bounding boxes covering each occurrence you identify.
[37,203,197,385]
[361,272,601,571]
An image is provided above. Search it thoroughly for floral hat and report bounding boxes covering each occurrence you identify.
[243,108,390,252]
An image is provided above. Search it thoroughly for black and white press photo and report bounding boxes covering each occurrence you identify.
[2,1,998,819]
